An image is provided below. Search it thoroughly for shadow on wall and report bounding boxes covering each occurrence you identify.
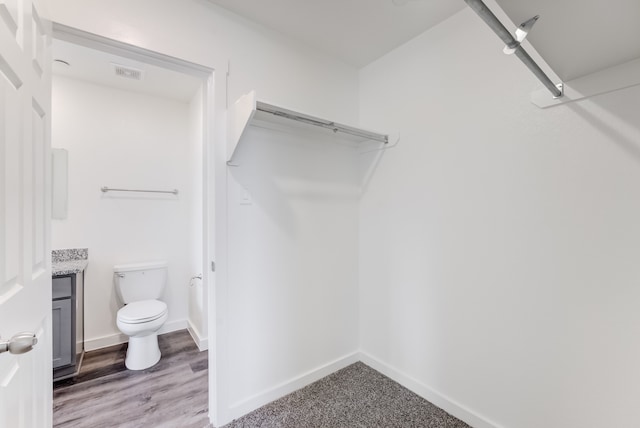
[359,136,401,197]
[228,125,371,236]
[566,87,640,167]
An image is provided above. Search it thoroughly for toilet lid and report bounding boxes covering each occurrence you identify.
[118,300,167,324]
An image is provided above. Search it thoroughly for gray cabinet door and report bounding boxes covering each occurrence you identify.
[52,299,73,369]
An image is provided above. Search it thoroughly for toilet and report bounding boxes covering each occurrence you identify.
[114,261,169,370]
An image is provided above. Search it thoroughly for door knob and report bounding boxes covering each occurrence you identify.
[0,332,38,355]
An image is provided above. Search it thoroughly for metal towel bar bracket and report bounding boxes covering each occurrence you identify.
[101,186,179,195]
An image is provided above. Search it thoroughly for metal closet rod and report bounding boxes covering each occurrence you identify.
[101,186,179,195]
[464,0,563,98]
[256,105,389,144]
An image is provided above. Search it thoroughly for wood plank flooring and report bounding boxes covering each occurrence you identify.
[53,330,209,428]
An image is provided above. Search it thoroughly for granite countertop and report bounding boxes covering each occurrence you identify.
[53,259,89,276]
[52,248,88,276]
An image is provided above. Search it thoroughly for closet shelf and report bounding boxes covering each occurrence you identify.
[227,91,389,164]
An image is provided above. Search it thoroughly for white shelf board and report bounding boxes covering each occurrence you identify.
[227,91,389,164]
[531,57,640,108]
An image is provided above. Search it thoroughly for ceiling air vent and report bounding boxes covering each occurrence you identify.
[112,63,144,80]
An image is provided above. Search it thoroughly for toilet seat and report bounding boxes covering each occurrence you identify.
[118,299,167,324]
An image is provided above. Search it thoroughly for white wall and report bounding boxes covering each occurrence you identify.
[358,6,640,428]
[52,76,202,350]
[226,124,361,416]
[187,86,207,350]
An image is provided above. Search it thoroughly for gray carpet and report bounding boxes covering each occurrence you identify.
[224,362,471,428]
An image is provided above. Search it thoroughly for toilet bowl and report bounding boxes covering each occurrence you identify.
[114,261,169,370]
[116,299,168,370]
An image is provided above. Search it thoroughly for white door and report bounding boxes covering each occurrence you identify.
[0,0,52,426]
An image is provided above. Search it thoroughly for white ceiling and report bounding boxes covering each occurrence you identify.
[494,0,640,81]
[207,0,465,67]
[52,39,202,102]
[209,0,640,82]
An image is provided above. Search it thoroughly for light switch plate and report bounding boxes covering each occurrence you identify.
[240,187,252,205]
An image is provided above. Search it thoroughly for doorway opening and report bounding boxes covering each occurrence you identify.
[50,23,215,426]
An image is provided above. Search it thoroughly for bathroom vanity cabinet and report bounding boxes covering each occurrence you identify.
[52,271,85,381]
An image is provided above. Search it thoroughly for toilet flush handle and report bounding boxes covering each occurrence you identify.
[116,273,125,278]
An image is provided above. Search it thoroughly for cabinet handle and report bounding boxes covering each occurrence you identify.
[0,332,38,355]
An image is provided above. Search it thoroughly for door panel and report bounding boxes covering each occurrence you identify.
[1,74,21,299]
[0,0,51,426]
[30,6,44,77]
[52,299,71,368]
[32,99,46,271]
[0,0,22,43]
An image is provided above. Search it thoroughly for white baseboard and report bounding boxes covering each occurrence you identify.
[227,351,360,423]
[187,319,208,351]
[84,319,188,351]
[359,351,503,428]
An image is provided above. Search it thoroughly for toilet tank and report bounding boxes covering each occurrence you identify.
[114,261,167,304]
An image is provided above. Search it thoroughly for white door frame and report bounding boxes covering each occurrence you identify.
[50,23,224,426]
